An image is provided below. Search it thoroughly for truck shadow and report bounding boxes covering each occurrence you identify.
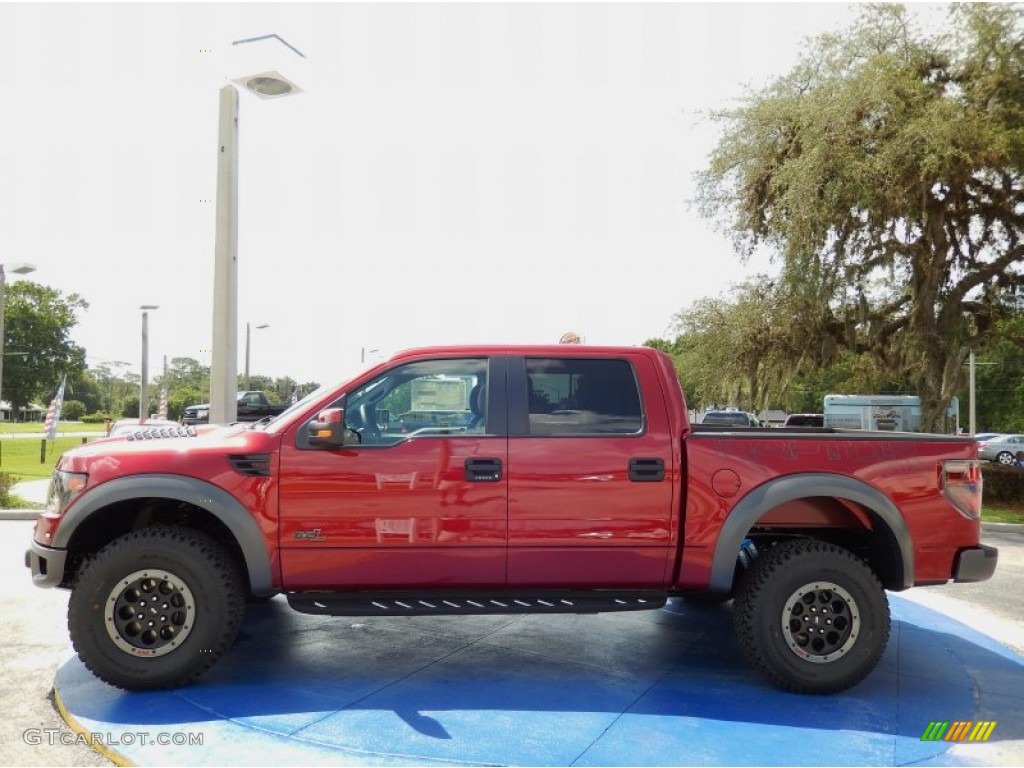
[55,595,1024,765]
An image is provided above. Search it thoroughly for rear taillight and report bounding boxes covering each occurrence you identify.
[942,460,982,520]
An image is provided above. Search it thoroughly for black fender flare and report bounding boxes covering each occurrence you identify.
[708,472,913,594]
[54,474,274,594]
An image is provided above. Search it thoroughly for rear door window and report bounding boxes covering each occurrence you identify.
[524,358,643,435]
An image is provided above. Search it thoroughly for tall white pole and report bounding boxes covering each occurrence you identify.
[140,310,150,420]
[245,321,251,392]
[0,266,6,421]
[211,85,240,424]
[969,350,976,435]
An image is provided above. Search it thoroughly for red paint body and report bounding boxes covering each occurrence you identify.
[41,345,983,593]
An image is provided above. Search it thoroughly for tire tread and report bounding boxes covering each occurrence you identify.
[68,526,245,691]
[732,538,889,694]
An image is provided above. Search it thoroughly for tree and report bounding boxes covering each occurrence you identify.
[652,275,825,412]
[653,275,891,413]
[89,363,132,415]
[161,357,209,392]
[2,281,87,417]
[167,386,206,421]
[66,372,103,415]
[697,4,1024,432]
[958,311,1024,433]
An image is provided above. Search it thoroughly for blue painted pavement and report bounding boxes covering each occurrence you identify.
[55,594,1024,766]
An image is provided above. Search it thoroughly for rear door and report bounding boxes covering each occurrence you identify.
[505,354,675,587]
[278,356,509,589]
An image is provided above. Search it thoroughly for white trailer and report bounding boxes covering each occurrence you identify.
[823,394,960,434]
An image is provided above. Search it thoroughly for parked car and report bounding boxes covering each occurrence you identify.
[182,391,289,426]
[701,409,761,427]
[977,434,1024,465]
[973,432,1007,442]
[783,413,825,427]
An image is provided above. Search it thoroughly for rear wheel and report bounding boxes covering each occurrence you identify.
[732,539,889,694]
[997,451,1015,465]
[68,526,245,691]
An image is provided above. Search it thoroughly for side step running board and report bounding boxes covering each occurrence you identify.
[287,590,667,616]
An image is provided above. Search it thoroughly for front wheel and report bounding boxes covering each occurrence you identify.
[68,526,245,691]
[996,451,1015,466]
[732,539,889,694]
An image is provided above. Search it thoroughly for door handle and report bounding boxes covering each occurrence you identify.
[465,458,502,482]
[628,457,665,482]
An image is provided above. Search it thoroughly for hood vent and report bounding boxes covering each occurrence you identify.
[126,426,198,441]
[228,454,272,477]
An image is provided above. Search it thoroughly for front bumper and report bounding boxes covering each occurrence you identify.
[953,544,998,583]
[24,541,68,589]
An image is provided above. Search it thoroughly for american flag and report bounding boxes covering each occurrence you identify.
[43,375,66,441]
[290,389,298,405]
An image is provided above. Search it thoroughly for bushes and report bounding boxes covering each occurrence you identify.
[81,412,114,424]
[62,400,86,421]
[0,472,15,507]
[981,464,1024,505]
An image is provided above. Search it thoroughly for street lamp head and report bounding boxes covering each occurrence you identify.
[228,34,307,101]
[234,70,302,99]
[8,263,36,276]
[256,323,270,330]
[140,304,159,311]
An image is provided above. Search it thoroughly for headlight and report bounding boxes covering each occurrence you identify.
[45,470,88,516]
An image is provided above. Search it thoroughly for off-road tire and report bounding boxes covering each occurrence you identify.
[68,526,245,691]
[732,539,889,694]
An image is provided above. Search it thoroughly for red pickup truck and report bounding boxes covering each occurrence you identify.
[26,345,996,694]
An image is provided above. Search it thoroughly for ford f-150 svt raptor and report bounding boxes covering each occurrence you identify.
[25,345,997,694]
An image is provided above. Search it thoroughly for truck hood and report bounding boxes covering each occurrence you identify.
[55,423,280,482]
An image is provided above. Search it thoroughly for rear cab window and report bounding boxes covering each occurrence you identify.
[524,358,643,436]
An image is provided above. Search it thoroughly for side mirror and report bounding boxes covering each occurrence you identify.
[307,407,358,448]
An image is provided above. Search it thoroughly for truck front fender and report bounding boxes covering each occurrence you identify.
[708,473,913,594]
[53,474,274,594]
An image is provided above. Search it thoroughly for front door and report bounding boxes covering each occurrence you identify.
[278,357,508,589]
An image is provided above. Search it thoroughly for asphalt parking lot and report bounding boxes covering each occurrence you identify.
[0,520,110,767]
[3,518,1023,767]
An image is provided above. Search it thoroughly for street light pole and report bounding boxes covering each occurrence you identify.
[209,34,305,426]
[244,321,269,391]
[140,305,159,421]
[210,84,240,425]
[969,351,976,436]
[0,262,37,423]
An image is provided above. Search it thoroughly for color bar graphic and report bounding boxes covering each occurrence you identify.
[921,721,996,742]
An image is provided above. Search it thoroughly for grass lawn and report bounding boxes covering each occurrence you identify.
[0,421,105,435]
[982,504,1024,524]
[0,436,95,481]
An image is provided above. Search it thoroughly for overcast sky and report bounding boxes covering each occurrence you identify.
[0,2,951,386]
